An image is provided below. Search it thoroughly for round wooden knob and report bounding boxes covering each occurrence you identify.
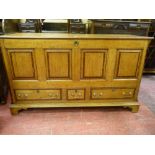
[93,93,96,96]
[129,92,132,95]
[25,94,28,97]
[17,94,21,97]
[122,92,126,95]
[99,92,103,96]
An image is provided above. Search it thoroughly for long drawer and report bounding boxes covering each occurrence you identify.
[15,89,61,100]
[91,88,135,99]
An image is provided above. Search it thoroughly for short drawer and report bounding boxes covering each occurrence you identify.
[15,89,61,100]
[91,88,135,99]
[67,89,85,100]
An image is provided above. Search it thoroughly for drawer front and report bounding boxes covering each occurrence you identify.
[15,89,61,100]
[67,89,85,100]
[91,88,135,99]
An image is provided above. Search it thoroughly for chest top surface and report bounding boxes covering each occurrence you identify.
[0,33,153,40]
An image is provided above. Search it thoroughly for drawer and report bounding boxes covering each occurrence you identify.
[15,89,61,100]
[67,89,85,100]
[91,88,135,99]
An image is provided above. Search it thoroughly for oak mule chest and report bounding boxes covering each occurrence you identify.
[0,33,152,114]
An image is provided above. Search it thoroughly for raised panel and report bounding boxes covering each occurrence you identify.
[8,49,36,79]
[45,49,72,79]
[115,49,142,78]
[81,49,107,79]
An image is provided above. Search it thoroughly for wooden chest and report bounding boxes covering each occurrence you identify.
[0,33,152,114]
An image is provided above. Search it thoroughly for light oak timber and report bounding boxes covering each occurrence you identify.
[0,33,152,115]
[0,33,153,39]
[35,48,47,81]
[12,80,139,89]
[4,40,149,49]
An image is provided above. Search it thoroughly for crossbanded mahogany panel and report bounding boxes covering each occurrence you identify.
[45,49,72,79]
[115,49,142,78]
[81,49,107,79]
[8,49,36,79]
